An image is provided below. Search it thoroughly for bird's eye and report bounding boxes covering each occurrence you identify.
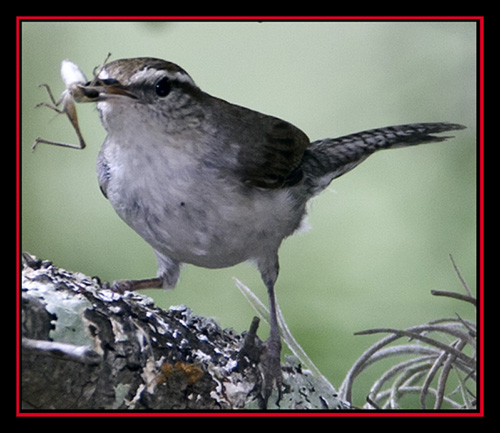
[155,77,171,97]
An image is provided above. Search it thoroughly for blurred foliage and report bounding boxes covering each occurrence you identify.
[20,20,477,408]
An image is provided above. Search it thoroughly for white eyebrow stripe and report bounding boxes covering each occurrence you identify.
[128,68,197,87]
[174,71,196,86]
[98,69,110,80]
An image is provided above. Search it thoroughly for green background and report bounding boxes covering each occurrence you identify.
[20,20,477,408]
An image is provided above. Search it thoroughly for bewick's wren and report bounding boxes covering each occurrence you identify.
[35,57,465,407]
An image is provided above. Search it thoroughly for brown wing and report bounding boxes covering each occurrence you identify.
[207,94,310,189]
[239,116,310,189]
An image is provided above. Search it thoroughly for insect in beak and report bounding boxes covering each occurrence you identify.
[32,54,117,150]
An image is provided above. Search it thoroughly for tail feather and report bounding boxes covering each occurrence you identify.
[303,122,466,195]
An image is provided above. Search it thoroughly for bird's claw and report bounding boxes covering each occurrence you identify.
[260,338,283,408]
[238,317,284,409]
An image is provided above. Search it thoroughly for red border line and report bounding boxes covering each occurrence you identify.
[16,15,21,419]
[478,15,485,419]
[16,15,485,418]
[17,15,484,20]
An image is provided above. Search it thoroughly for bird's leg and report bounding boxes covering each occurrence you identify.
[239,258,284,408]
[105,253,181,293]
[260,277,283,408]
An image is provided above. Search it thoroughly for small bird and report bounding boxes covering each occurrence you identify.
[37,57,466,407]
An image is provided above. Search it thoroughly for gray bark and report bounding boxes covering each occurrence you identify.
[20,253,348,411]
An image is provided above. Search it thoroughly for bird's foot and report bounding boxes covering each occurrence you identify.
[238,317,284,409]
[102,277,164,293]
[259,337,283,409]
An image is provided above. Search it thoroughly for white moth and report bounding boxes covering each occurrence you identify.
[61,59,87,89]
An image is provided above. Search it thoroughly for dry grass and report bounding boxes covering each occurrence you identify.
[338,255,476,409]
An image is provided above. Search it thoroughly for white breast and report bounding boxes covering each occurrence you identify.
[99,129,305,270]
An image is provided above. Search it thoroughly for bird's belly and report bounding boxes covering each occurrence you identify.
[107,172,304,269]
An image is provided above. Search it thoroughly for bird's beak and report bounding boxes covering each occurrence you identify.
[73,79,137,103]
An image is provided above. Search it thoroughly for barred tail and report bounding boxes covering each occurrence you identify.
[302,122,466,195]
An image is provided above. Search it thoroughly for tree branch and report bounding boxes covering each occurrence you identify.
[20,253,348,411]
